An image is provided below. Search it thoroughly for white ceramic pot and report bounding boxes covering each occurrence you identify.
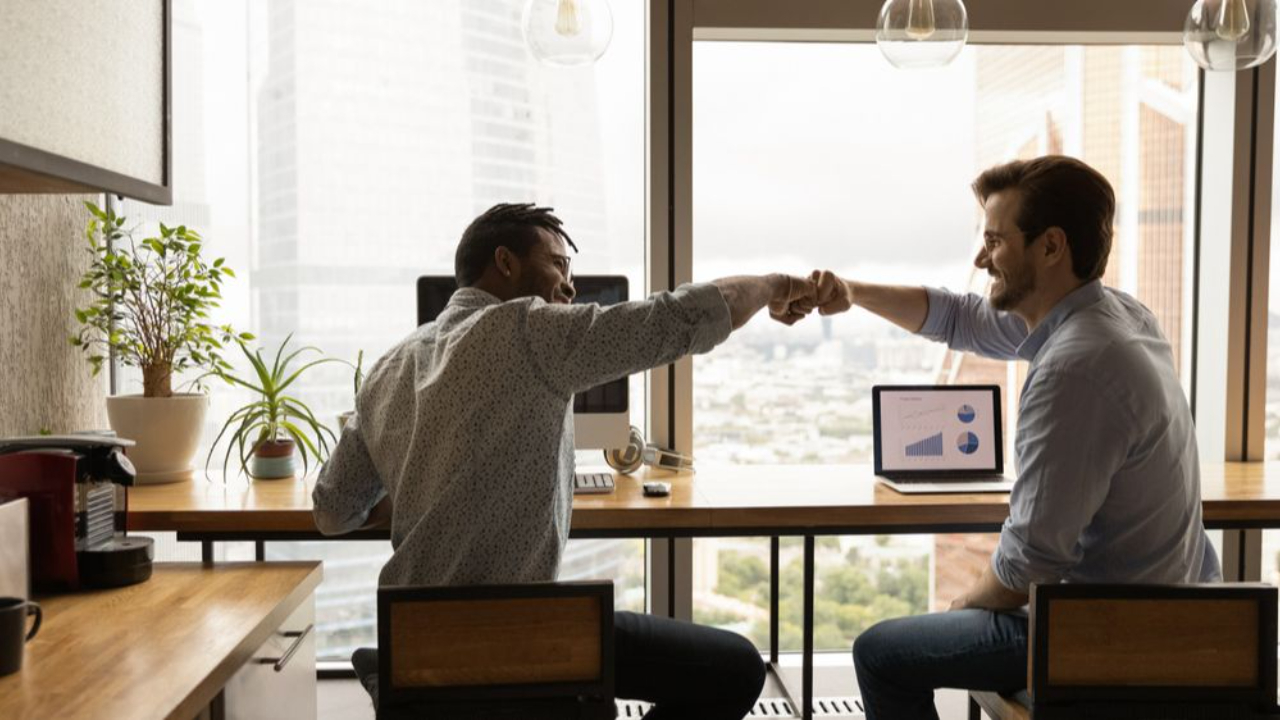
[106,394,208,484]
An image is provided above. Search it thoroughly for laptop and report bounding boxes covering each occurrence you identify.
[873,384,1015,494]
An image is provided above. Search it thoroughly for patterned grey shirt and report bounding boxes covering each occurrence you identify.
[313,283,732,586]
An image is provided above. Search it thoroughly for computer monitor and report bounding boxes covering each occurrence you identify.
[416,275,631,450]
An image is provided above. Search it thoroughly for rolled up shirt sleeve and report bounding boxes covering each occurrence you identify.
[992,369,1133,592]
[523,282,733,398]
[918,287,1028,361]
[312,412,388,535]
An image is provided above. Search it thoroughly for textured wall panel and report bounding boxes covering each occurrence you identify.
[0,195,108,436]
[0,0,164,184]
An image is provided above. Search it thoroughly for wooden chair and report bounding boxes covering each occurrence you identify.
[969,583,1279,720]
[352,581,616,720]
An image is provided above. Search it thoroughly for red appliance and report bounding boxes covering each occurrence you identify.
[0,436,153,591]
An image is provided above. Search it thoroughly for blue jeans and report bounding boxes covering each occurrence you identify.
[852,610,1028,720]
[615,610,766,720]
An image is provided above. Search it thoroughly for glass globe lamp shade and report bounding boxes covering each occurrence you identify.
[1184,0,1277,71]
[876,0,969,69]
[522,0,613,67]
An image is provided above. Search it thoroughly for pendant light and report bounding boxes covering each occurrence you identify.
[522,0,613,67]
[876,0,969,69]
[1184,0,1277,71]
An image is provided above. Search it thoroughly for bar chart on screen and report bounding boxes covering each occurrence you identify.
[905,432,945,457]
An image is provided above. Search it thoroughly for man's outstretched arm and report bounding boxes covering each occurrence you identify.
[525,274,817,397]
[713,273,816,329]
[810,270,1027,360]
[809,272,929,332]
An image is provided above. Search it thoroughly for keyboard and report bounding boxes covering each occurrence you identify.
[573,472,616,495]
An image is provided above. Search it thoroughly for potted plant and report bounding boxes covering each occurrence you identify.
[338,349,364,431]
[209,335,339,480]
[72,202,250,483]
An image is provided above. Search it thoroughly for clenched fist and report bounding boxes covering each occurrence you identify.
[768,275,819,326]
[811,270,853,316]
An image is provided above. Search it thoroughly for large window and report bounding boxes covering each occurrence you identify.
[690,42,1199,652]
[1260,71,1280,599]
[122,0,646,661]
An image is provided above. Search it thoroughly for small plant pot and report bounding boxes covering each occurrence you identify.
[249,439,297,480]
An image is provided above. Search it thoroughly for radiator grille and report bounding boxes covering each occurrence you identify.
[616,696,864,718]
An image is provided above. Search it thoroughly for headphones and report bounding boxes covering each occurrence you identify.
[604,426,696,475]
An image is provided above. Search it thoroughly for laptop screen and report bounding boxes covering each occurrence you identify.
[873,385,1003,476]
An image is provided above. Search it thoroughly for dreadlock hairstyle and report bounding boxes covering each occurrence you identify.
[454,203,579,287]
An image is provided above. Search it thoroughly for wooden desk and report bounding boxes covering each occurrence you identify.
[0,562,323,720]
[127,462,1280,537]
[126,463,1280,720]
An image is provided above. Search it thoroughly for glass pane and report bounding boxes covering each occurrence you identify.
[1268,68,1280,458]
[122,0,645,661]
[691,42,1198,653]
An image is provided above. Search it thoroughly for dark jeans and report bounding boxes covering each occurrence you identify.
[852,609,1028,720]
[615,610,766,720]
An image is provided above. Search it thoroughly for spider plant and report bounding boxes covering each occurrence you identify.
[208,335,340,480]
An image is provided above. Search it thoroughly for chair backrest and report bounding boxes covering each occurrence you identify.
[1028,583,1277,718]
[376,581,614,714]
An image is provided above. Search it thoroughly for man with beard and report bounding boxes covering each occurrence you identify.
[804,156,1221,720]
[314,203,824,719]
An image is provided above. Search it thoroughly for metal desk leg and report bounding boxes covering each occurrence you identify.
[803,534,815,720]
[201,540,213,564]
[770,535,780,664]
[255,540,265,562]
[668,538,677,618]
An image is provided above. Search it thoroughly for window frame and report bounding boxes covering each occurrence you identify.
[645,0,1276,615]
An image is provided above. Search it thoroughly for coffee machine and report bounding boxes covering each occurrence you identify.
[0,435,153,591]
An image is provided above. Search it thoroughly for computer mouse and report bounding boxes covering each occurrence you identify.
[642,481,671,497]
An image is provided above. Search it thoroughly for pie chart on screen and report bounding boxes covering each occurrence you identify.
[957,404,976,423]
[957,431,980,455]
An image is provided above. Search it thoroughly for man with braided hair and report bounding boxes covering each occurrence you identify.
[315,203,822,719]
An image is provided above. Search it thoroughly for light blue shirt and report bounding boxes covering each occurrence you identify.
[919,280,1221,591]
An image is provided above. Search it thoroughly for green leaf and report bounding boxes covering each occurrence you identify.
[281,420,321,467]
[277,356,340,394]
[84,202,108,221]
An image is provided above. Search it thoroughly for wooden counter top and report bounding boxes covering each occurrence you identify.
[126,463,1280,537]
[0,562,323,720]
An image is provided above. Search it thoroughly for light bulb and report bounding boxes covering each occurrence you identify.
[1184,0,1277,71]
[556,0,581,36]
[877,0,968,70]
[523,0,613,68]
[1217,0,1251,41]
[906,0,937,40]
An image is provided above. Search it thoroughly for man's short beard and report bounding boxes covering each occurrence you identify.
[989,268,1035,312]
